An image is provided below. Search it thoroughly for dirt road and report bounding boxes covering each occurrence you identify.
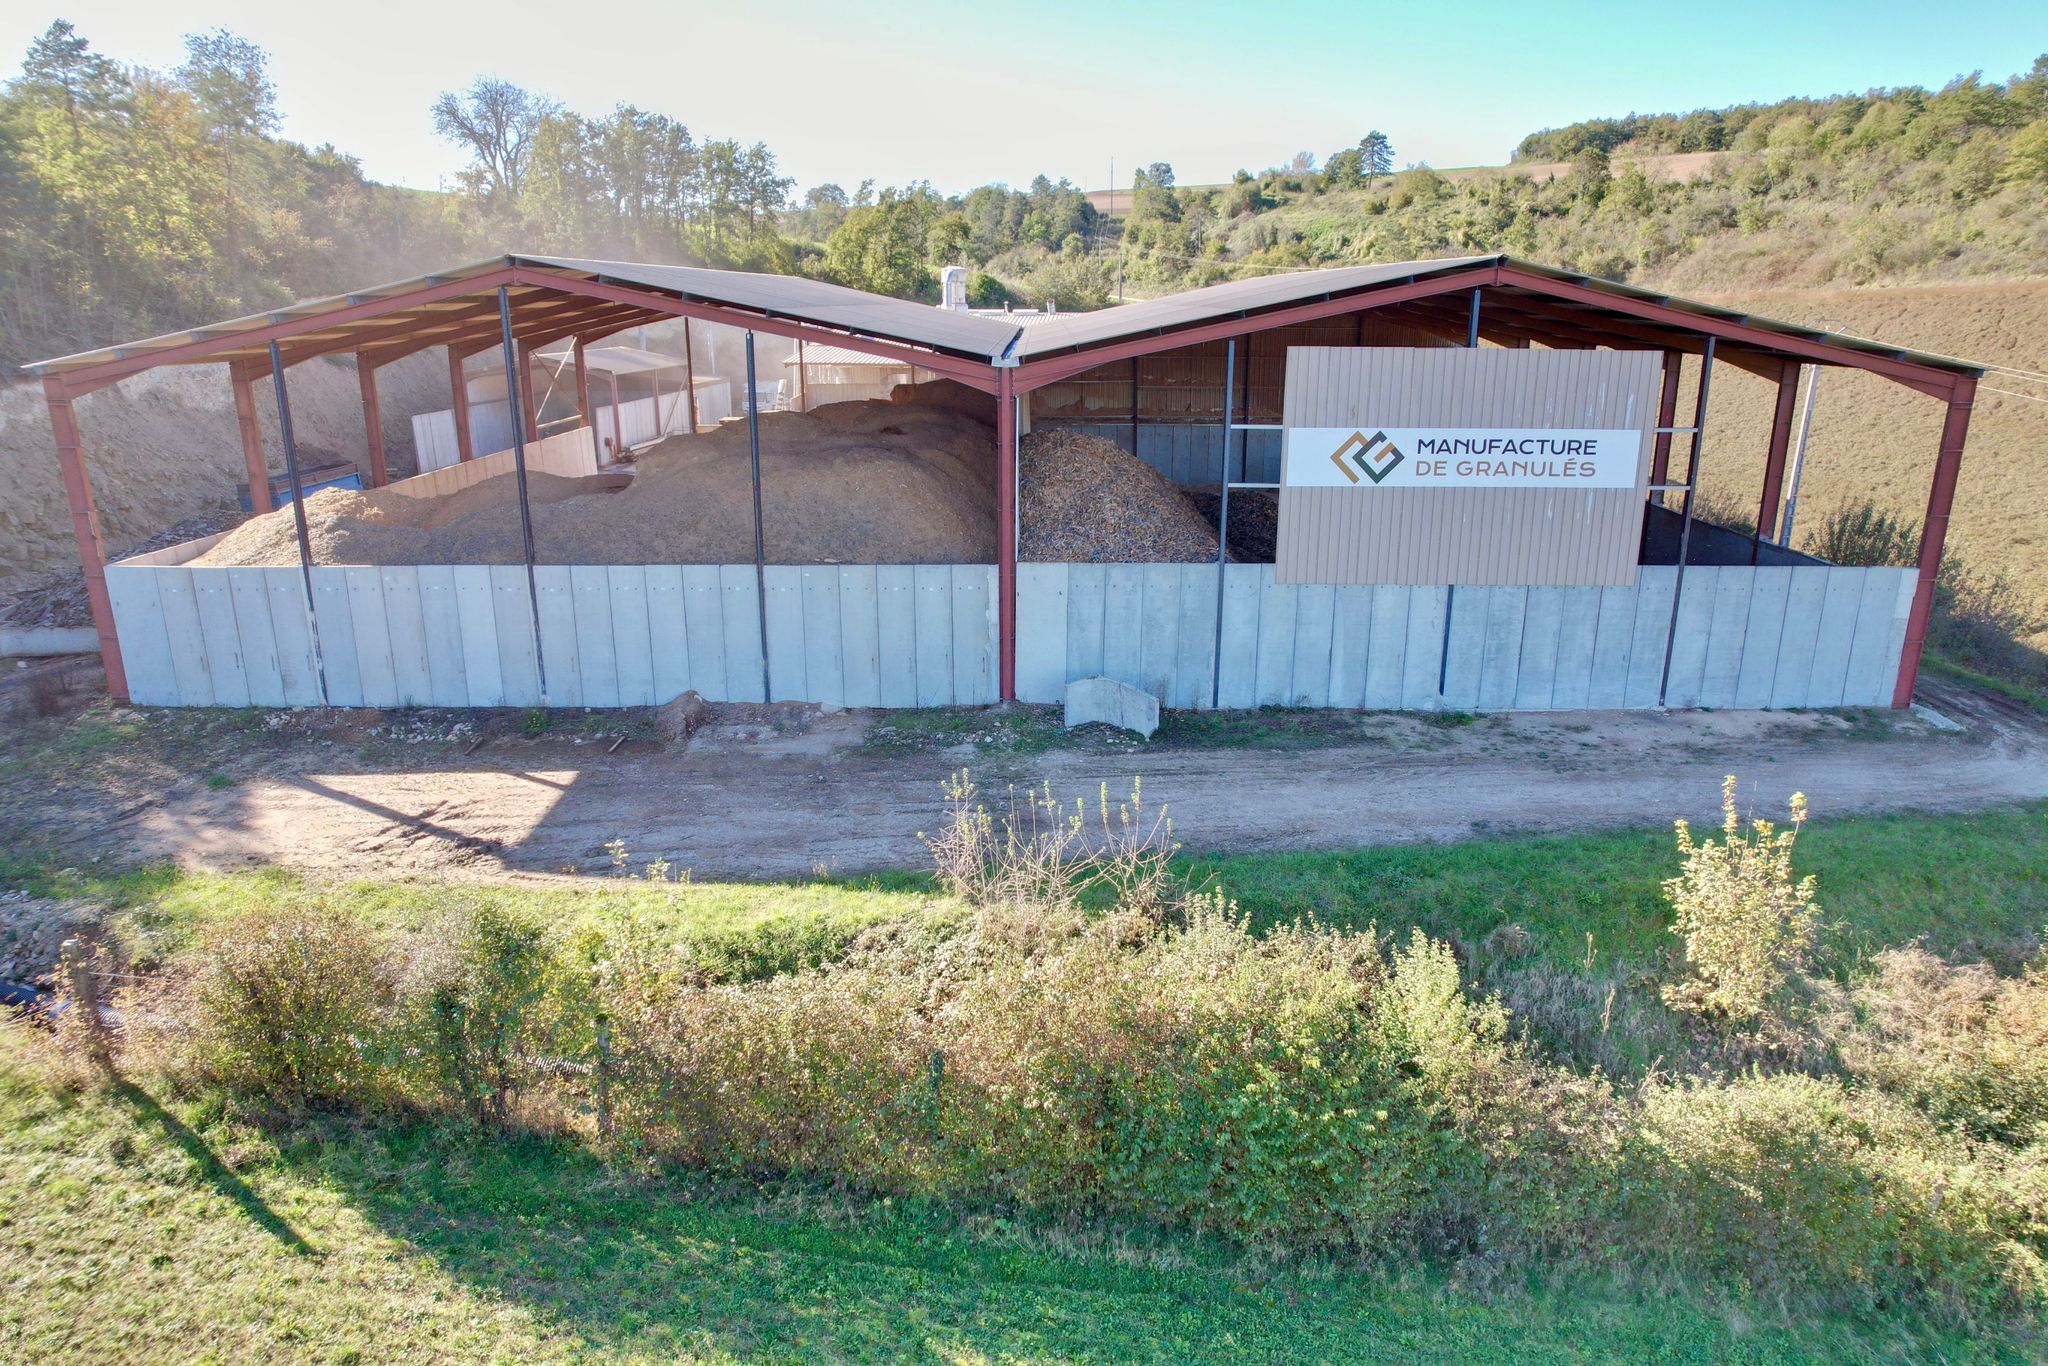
[9,677,2041,884]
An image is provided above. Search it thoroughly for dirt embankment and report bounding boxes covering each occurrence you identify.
[1668,281,2048,644]
[191,397,1221,569]
[0,350,451,597]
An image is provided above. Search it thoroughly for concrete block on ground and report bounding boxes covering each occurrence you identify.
[1064,675,1159,738]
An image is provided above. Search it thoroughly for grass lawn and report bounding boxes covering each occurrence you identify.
[10,802,2042,989]
[0,1029,1999,1365]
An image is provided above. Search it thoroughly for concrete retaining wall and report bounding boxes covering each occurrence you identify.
[105,546,998,709]
[1017,563,1917,711]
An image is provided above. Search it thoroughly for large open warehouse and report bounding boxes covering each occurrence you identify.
[23,254,1981,714]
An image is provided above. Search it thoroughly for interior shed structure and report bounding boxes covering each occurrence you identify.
[26,253,1980,716]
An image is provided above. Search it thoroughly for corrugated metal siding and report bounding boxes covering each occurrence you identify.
[1276,348,1660,587]
[1028,318,1451,428]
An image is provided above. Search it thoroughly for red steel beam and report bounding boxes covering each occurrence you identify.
[1650,351,1682,495]
[573,336,599,466]
[1495,266,1962,399]
[281,295,517,369]
[1755,359,1801,552]
[357,354,388,487]
[230,360,273,513]
[369,296,659,368]
[517,340,541,442]
[1893,377,1976,708]
[448,347,475,463]
[49,267,521,397]
[995,367,1017,701]
[41,382,126,702]
[682,321,699,431]
[1408,293,1791,379]
[1012,266,1503,390]
[505,267,1003,393]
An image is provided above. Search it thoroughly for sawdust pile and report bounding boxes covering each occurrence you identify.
[190,398,1217,568]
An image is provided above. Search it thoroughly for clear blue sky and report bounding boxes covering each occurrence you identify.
[7,0,2043,195]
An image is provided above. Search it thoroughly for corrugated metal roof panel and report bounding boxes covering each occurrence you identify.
[1012,257,1500,357]
[518,256,1021,360]
[1011,253,1982,378]
[781,343,920,367]
[532,344,688,376]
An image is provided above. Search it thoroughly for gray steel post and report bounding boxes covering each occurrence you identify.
[746,332,771,702]
[1209,337,1236,710]
[267,340,330,705]
[497,287,548,704]
[1658,335,1716,705]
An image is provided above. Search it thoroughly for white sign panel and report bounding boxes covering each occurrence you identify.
[1284,426,1643,490]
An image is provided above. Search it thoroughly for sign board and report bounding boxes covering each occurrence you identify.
[1283,427,1642,490]
[1275,347,1661,588]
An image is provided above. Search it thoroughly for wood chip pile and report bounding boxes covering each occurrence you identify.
[1187,487,1278,564]
[1017,428,1219,563]
[185,399,1220,569]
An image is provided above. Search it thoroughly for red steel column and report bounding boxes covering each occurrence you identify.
[1650,351,1681,500]
[682,321,699,432]
[357,354,388,486]
[448,347,475,463]
[1754,359,1800,551]
[996,366,1017,702]
[231,362,272,512]
[1892,378,1975,708]
[42,382,127,702]
[573,336,598,464]
[517,339,541,442]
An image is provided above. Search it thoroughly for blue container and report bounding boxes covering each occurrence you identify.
[238,464,363,513]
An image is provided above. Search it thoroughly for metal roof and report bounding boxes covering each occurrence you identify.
[782,343,922,368]
[23,253,1025,381]
[523,256,1021,361]
[1013,257,1500,357]
[23,251,1980,390]
[533,343,688,376]
[1011,253,1981,377]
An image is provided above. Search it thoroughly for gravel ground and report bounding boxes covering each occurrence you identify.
[0,892,100,986]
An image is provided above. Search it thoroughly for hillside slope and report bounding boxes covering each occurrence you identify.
[1683,281,2047,638]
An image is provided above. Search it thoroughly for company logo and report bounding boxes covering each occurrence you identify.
[1328,429,1405,485]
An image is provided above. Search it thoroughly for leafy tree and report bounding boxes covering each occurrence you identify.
[821,186,936,298]
[432,76,557,207]
[1359,130,1394,185]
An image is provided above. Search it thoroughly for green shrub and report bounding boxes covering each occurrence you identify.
[187,903,388,1103]
[1828,944,2048,1146]
[1805,500,1919,567]
[399,903,561,1124]
[1633,1073,2048,1323]
[1662,777,1819,1022]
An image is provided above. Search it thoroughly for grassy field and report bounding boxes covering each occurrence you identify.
[4,803,2044,1362]
[0,1030,2002,1365]
[13,801,2042,981]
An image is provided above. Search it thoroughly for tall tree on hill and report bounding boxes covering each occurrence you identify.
[432,77,557,209]
[1360,130,1394,186]
[177,30,277,292]
[1323,131,1396,189]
